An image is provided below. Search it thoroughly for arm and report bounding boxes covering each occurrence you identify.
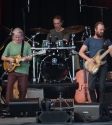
[79,45,95,64]
[108,45,112,57]
[1,55,14,62]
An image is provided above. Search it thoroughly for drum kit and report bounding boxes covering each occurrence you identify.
[1,25,90,84]
[28,25,85,83]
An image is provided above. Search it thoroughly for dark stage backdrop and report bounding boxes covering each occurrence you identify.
[0,0,112,70]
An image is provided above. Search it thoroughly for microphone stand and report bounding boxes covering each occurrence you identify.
[81,5,108,22]
[22,6,28,34]
[71,29,76,83]
[0,69,8,81]
[29,32,40,84]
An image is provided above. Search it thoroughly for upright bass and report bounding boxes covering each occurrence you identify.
[74,58,92,103]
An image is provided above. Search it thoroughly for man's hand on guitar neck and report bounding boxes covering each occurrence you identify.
[21,57,27,62]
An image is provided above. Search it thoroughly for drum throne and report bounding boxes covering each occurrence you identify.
[51,86,71,110]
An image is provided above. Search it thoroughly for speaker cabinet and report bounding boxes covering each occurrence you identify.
[9,98,39,117]
[74,103,111,122]
[36,111,72,123]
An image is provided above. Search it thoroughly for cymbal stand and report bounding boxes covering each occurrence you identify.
[71,29,76,83]
[27,32,40,84]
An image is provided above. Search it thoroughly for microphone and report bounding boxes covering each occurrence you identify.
[85,26,88,37]
[49,35,52,42]
[55,36,58,41]
[28,0,30,12]
[81,32,84,42]
[79,0,81,12]
[9,28,13,36]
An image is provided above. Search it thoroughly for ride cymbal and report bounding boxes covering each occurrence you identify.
[62,25,84,34]
[29,28,50,34]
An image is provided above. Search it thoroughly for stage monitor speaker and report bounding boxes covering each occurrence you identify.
[74,103,111,122]
[36,111,72,123]
[9,98,39,117]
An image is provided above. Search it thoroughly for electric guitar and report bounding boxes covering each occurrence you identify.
[84,48,111,74]
[3,49,46,72]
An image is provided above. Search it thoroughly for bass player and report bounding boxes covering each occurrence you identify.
[79,22,112,103]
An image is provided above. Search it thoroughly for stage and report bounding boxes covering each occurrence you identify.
[0,117,112,125]
[1,80,112,125]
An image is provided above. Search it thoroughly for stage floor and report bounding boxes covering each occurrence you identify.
[0,117,112,125]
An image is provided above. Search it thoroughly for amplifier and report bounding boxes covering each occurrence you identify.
[9,98,39,117]
[50,98,74,109]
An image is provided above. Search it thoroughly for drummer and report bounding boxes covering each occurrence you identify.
[46,15,69,46]
[46,15,81,72]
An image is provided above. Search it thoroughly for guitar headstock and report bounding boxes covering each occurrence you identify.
[37,50,46,55]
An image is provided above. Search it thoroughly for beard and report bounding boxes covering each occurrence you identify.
[95,31,104,38]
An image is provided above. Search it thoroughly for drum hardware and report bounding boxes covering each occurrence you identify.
[25,36,39,45]
[27,32,40,84]
[31,46,76,50]
[69,26,77,83]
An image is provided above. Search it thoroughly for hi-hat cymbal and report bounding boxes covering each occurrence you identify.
[29,28,50,34]
[62,25,84,34]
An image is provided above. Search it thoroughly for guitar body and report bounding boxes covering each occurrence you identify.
[84,49,107,74]
[3,55,21,72]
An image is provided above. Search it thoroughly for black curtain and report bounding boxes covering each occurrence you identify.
[1,0,112,69]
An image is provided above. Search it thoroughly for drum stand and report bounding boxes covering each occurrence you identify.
[27,32,40,84]
[71,31,76,83]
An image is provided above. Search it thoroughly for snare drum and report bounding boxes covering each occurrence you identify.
[40,55,68,82]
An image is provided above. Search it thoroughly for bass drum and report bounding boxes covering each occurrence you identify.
[40,55,68,82]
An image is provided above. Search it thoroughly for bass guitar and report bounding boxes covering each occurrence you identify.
[3,49,46,72]
[84,48,112,74]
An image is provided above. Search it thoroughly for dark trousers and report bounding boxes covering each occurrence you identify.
[6,72,28,105]
[88,66,107,103]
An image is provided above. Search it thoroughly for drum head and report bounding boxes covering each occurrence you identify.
[40,55,68,82]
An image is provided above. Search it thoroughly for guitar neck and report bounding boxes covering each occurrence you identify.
[100,48,111,60]
[18,52,39,62]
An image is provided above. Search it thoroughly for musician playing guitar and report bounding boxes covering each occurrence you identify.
[79,22,112,103]
[1,28,32,109]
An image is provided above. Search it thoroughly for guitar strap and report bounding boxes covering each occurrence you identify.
[102,38,107,49]
[20,40,24,57]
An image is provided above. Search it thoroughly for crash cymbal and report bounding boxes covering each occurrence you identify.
[29,28,50,34]
[62,25,84,34]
